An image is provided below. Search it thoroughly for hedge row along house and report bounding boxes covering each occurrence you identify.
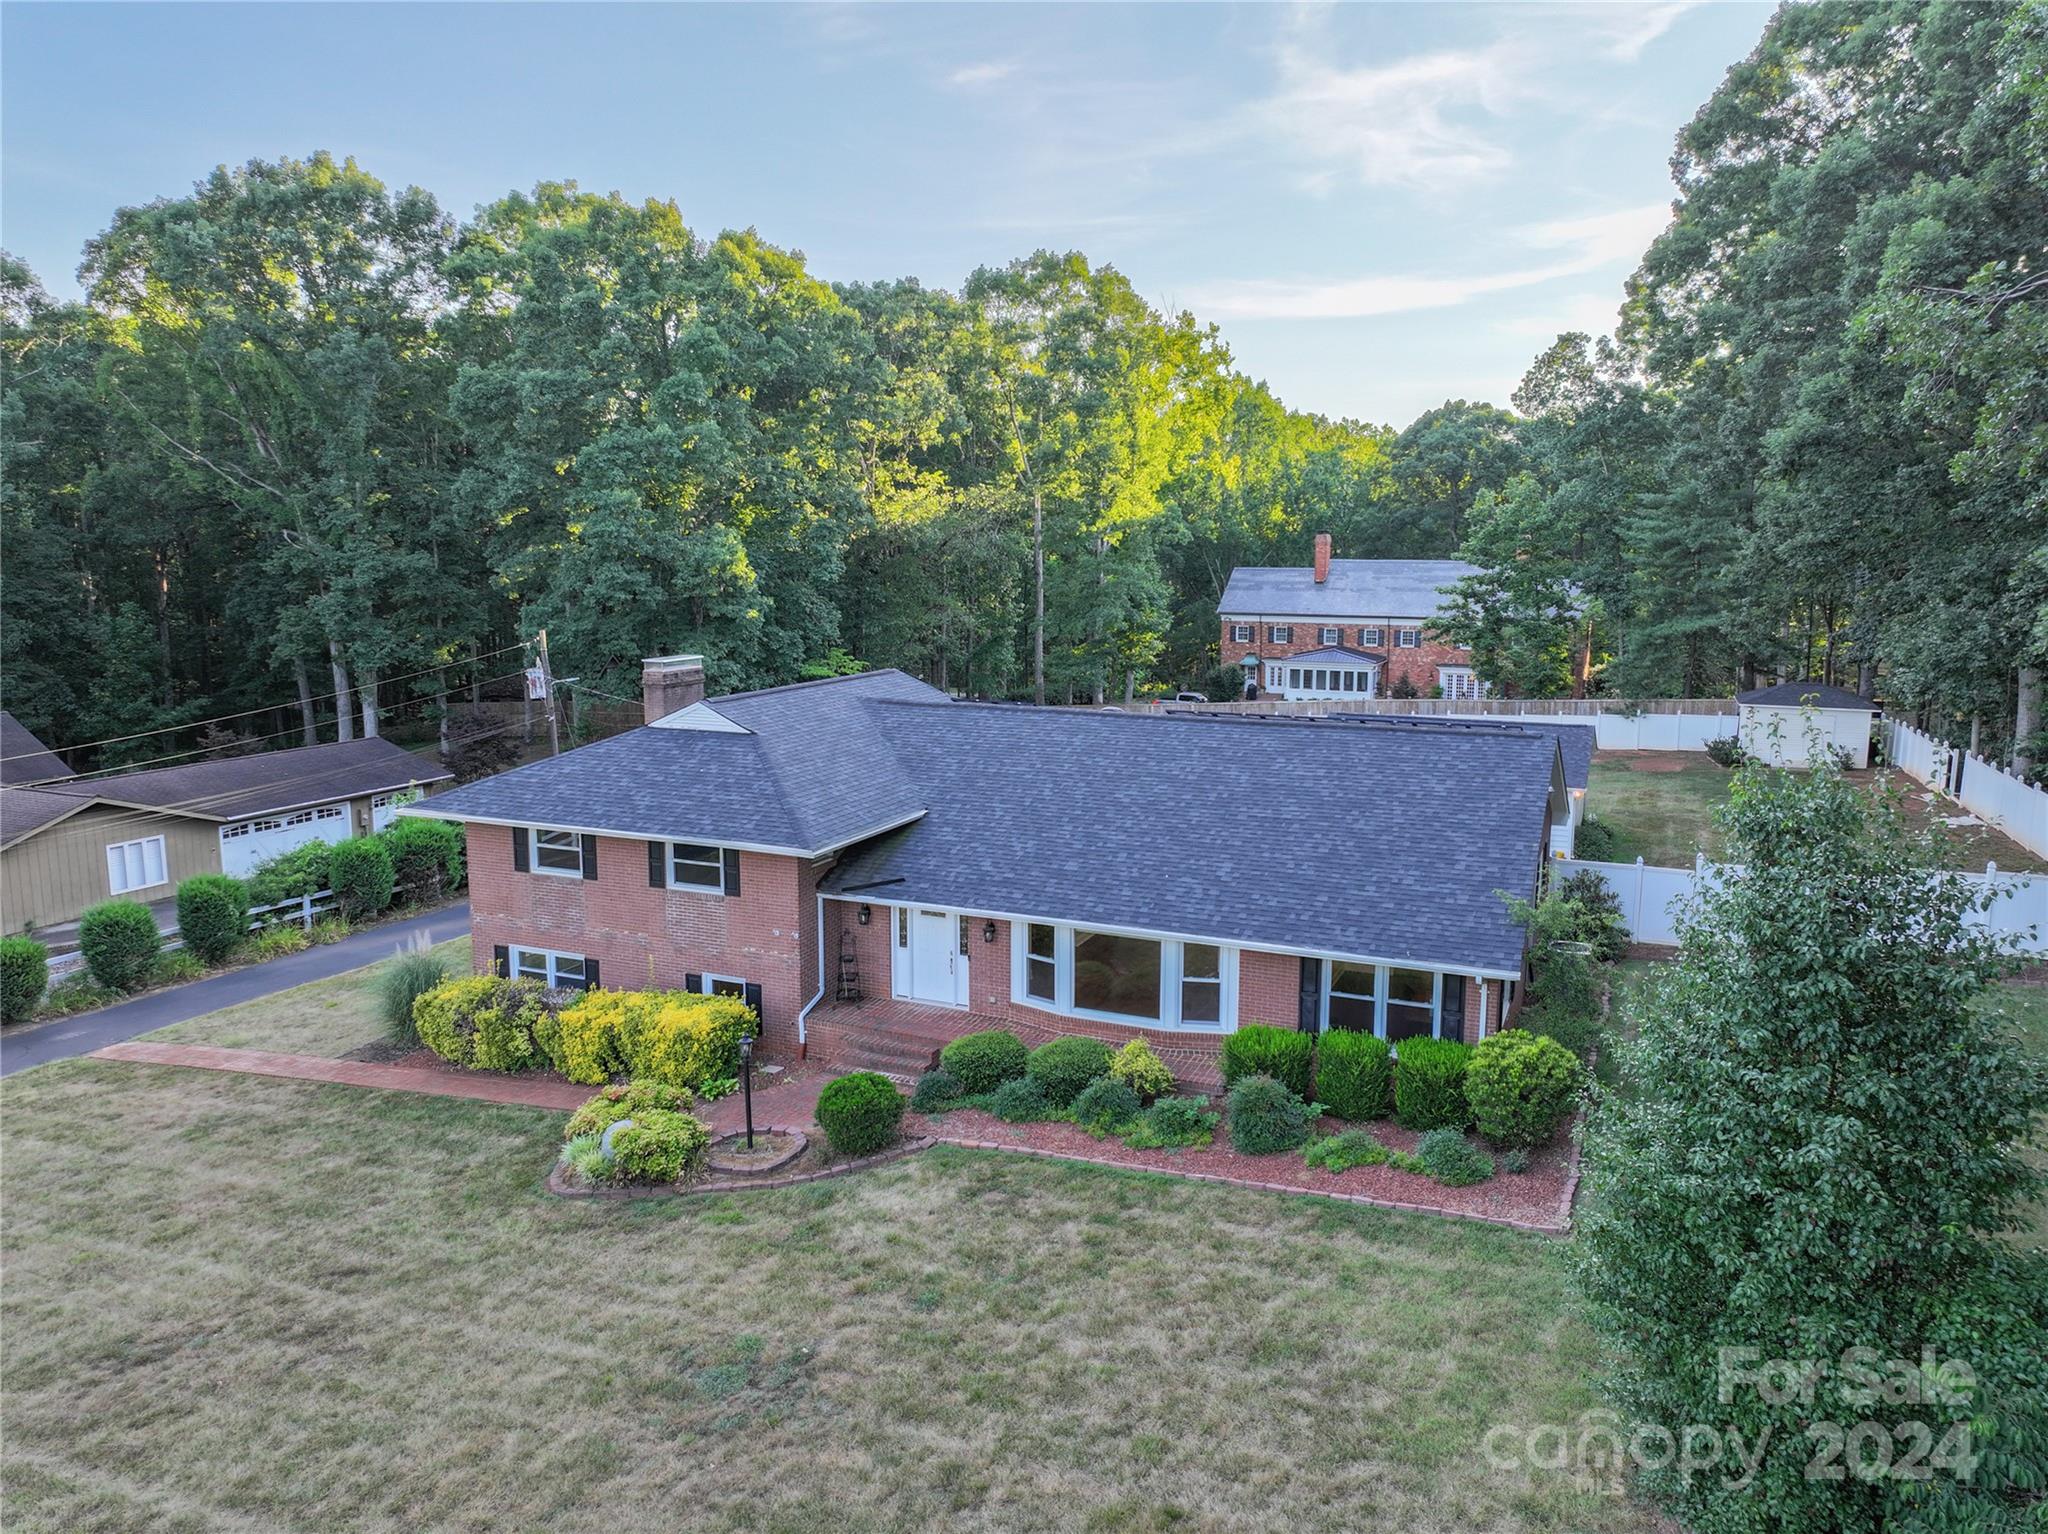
[405,658,1570,1085]
[0,716,450,934]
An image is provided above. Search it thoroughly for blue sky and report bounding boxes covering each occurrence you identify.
[2,1,1770,426]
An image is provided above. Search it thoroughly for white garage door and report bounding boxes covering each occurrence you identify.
[219,802,352,877]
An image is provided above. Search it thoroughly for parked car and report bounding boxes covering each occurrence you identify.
[1174,691,1209,703]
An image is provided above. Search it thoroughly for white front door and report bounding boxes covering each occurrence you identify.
[909,909,960,1005]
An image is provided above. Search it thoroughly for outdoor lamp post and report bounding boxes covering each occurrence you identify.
[738,1033,755,1149]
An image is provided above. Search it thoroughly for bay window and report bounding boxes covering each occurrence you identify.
[1011,924,1233,1031]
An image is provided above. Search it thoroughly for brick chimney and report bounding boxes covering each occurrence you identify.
[1313,532,1332,585]
[641,654,706,724]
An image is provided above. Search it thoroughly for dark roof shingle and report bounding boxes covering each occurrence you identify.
[1735,680,1879,710]
[0,712,74,786]
[1220,559,1479,620]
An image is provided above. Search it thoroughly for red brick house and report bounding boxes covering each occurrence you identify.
[407,656,1566,1085]
[1219,534,1485,702]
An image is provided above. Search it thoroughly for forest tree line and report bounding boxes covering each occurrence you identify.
[2,0,2042,775]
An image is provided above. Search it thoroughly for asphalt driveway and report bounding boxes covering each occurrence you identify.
[0,902,472,1077]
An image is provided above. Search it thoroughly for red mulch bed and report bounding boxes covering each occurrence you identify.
[907,1108,1577,1231]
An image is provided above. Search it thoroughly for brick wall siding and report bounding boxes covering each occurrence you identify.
[466,825,815,1056]
[1220,622,1473,698]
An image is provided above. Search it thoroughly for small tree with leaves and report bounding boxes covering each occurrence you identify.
[1573,756,2048,1532]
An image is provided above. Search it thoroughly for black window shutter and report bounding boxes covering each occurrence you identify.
[492,944,509,978]
[742,981,763,1022]
[648,840,666,888]
[722,848,741,896]
[1297,957,1322,1033]
[583,957,600,991]
[580,833,598,880]
[1440,974,1466,1044]
[511,827,529,873]
[685,972,702,994]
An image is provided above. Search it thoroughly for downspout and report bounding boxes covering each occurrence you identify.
[796,890,827,1057]
[1476,975,1489,1040]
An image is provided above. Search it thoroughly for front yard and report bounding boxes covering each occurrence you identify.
[0,1054,1649,1534]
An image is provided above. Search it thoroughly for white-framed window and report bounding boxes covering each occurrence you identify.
[1360,625,1383,647]
[667,841,731,893]
[1318,626,1340,645]
[1269,625,1292,644]
[1322,962,1444,1042]
[697,973,747,999]
[511,945,588,989]
[1396,627,1421,649]
[106,835,167,894]
[1011,922,1235,1032]
[1266,663,1285,689]
[1230,623,1253,643]
[530,827,584,877]
[1439,667,1483,701]
[371,789,420,831]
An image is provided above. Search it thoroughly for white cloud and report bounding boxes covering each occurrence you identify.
[1580,2,1700,62]
[1185,200,1669,320]
[1250,35,1527,193]
[947,60,1016,88]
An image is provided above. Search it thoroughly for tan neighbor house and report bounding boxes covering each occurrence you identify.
[0,721,451,934]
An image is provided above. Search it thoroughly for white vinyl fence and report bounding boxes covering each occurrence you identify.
[1559,856,2047,955]
[1880,717,2048,859]
[1156,698,1737,750]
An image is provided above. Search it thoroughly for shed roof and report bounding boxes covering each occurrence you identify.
[1735,681,1879,711]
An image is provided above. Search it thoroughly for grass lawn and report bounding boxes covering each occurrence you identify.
[142,936,470,1058]
[0,1045,1655,1533]
[1587,754,2048,872]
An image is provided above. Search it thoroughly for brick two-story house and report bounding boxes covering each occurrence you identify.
[1219,534,1484,702]
[406,656,1566,1085]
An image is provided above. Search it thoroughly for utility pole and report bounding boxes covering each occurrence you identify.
[534,630,562,757]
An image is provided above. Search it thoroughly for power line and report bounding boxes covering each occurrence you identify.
[44,671,532,785]
[0,641,532,766]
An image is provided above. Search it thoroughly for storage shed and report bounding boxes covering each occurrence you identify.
[1735,681,1880,769]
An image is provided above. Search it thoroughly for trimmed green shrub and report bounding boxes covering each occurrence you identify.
[1416,1127,1494,1186]
[939,1029,1029,1094]
[78,899,163,990]
[328,836,396,920]
[383,816,466,901]
[0,936,49,1024]
[1107,1037,1174,1101]
[1573,813,1622,862]
[816,1071,905,1156]
[1227,1073,1319,1154]
[1219,1023,1314,1097]
[987,1075,1053,1122]
[910,1068,962,1112]
[1466,1029,1582,1148]
[174,874,249,965]
[1122,1095,1218,1149]
[565,1079,693,1139]
[245,842,333,907]
[1393,1037,1473,1130]
[1315,1029,1393,1121]
[606,1107,711,1184]
[412,975,547,1070]
[1025,1035,1112,1107]
[1303,1129,1391,1173]
[1071,1077,1142,1134]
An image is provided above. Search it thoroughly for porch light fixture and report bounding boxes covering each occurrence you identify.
[857,904,870,925]
[982,921,997,945]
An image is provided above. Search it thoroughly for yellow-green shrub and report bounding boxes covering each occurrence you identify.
[1107,1037,1174,1102]
[412,975,548,1070]
[544,987,756,1089]
[413,976,501,1065]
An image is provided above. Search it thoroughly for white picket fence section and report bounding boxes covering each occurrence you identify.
[1156,698,1737,750]
[1880,718,2048,859]
[47,888,339,980]
[1560,856,2047,954]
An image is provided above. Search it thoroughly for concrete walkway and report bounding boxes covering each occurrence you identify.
[0,902,472,1077]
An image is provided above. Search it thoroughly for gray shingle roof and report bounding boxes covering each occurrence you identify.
[1325,714,1594,791]
[1219,559,1479,620]
[1735,680,1879,711]
[823,705,1558,976]
[0,785,94,845]
[415,670,944,852]
[0,737,450,843]
[0,712,74,786]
